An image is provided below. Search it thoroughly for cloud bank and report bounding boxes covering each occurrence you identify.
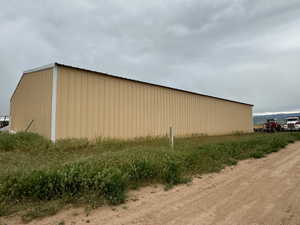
[1,0,300,115]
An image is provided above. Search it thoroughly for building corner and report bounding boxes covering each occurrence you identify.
[51,64,58,142]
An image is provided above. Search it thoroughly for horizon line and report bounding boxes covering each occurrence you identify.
[254,110,300,116]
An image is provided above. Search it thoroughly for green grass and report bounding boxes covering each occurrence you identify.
[1,131,300,221]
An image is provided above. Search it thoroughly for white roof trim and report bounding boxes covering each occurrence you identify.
[24,63,55,74]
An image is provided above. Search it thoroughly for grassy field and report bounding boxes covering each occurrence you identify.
[1,131,300,222]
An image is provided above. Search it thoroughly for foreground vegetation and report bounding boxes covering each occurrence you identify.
[1,131,300,221]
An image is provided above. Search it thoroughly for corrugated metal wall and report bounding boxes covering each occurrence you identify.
[56,66,253,140]
[10,69,53,138]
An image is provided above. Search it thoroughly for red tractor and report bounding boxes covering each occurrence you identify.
[263,119,281,132]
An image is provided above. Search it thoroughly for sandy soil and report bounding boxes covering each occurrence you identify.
[2,142,300,225]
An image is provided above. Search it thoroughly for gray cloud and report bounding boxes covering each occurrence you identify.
[1,0,300,115]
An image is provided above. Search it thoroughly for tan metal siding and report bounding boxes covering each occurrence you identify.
[56,66,253,140]
[10,69,53,138]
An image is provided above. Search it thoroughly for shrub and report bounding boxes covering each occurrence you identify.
[250,151,265,158]
[126,158,158,183]
[162,156,184,185]
[0,132,51,152]
[54,138,90,152]
[96,168,128,204]
[0,132,15,151]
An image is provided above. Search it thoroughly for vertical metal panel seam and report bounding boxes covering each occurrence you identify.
[51,64,58,141]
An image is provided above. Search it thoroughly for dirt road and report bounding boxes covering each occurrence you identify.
[3,142,300,225]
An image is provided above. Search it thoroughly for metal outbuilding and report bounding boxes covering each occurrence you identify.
[10,63,253,141]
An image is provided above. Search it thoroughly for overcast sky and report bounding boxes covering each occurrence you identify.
[1,0,300,115]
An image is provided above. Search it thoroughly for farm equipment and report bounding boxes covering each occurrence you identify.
[283,117,300,131]
[0,116,9,129]
[254,124,264,132]
[263,119,281,132]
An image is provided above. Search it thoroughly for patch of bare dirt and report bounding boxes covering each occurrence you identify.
[2,142,300,225]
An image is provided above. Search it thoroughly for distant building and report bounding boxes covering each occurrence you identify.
[10,63,253,141]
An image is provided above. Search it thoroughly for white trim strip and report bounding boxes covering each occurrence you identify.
[51,64,58,141]
[24,63,55,74]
